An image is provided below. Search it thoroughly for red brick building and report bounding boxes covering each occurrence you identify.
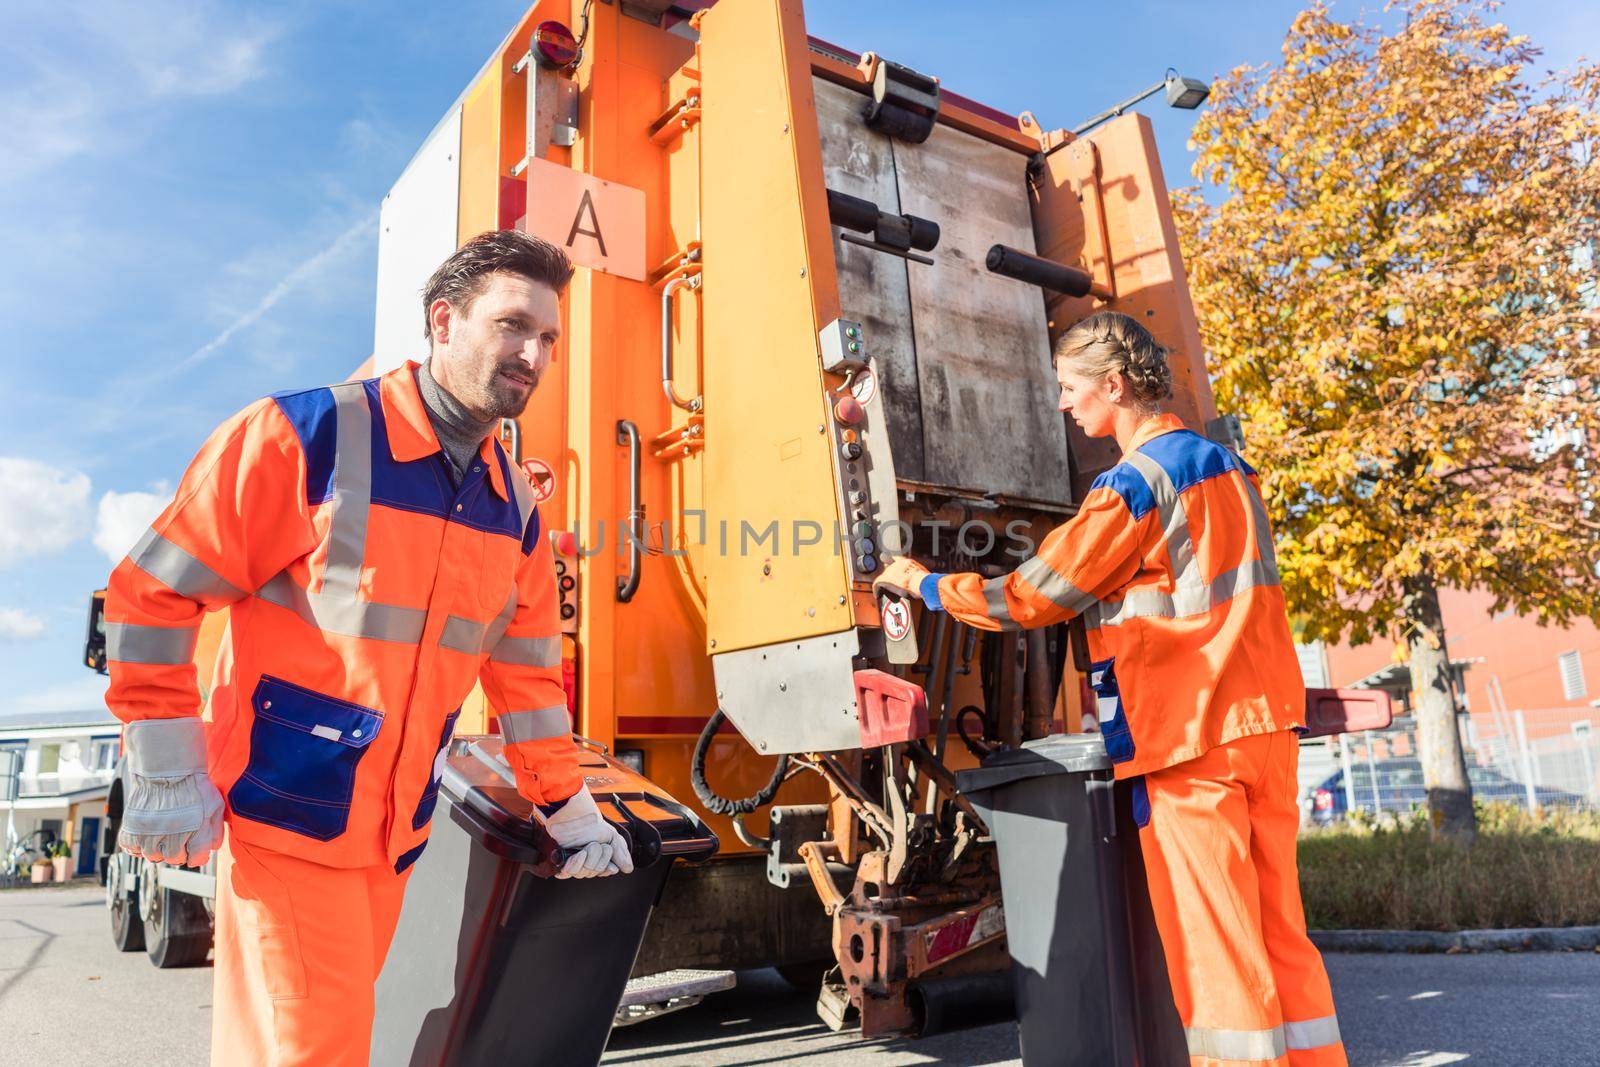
[1311,589,1600,801]
[1322,587,1599,717]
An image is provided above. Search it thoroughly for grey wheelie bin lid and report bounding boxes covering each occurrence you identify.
[956,733,1186,1067]
[955,732,1113,792]
[371,735,718,1067]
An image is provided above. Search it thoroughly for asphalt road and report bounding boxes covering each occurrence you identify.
[5,884,1600,1065]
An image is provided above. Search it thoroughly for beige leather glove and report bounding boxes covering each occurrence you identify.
[873,556,931,600]
[118,718,226,868]
[535,786,635,879]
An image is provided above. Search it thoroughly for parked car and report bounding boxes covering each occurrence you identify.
[1308,757,1584,824]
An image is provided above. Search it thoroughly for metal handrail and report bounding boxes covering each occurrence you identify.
[500,417,523,463]
[661,274,703,412]
[617,420,643,602]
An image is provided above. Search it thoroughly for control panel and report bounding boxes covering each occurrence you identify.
[819,318,916,664]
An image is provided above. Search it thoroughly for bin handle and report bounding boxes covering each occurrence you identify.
[466,741,712,870]
[610,795,665,868]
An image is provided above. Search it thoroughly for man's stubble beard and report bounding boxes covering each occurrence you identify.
[480,361,541,420]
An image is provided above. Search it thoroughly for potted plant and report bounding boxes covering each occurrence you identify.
[30,856,51,884]
[50,841,72,883]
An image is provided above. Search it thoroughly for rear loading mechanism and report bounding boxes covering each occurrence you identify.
[365,0,1223,1044]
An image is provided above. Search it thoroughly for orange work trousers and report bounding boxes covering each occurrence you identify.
[1136,730,1346,1067]
[210,835,410,1066]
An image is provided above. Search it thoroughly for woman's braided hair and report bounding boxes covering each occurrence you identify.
[1054,311,1173,409]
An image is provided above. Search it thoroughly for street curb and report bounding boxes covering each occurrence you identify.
[1311,925,1600,953]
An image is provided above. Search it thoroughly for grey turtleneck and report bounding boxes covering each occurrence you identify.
[416,359,499,486]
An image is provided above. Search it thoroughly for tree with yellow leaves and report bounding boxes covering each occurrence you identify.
[1173,0,1600,840]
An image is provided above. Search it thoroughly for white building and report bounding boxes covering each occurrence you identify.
[1,709,122,879]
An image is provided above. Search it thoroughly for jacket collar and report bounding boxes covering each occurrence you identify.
[378,360,512,501]
[1128,412,1187,454]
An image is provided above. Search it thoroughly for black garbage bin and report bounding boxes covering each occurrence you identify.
[370,735,718,1067]
[957,733,1187,1067]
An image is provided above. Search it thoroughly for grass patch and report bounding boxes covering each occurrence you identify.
[1297,802,1600,931]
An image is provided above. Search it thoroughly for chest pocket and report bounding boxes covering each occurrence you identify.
[229,676,382,841]
[476,533,521,615]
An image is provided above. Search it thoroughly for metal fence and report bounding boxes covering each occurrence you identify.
[1298,706,1600,823]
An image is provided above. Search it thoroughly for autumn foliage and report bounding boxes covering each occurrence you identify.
[1172,0,1600,836]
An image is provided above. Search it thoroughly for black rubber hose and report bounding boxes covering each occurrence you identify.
[956,705,999,760]
[690,708,790,816]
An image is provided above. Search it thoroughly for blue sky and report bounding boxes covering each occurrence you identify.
[0,0,1593,718]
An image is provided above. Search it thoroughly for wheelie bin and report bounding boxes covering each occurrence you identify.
[370,735,718,1067]
[957,733,1187,1067]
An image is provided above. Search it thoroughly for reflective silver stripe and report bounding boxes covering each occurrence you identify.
[1085,452,1284,633]
[439,614,490,655]
[321,382,373,597]
[439,591,518,657]
[490,635,561,668]
[1124,451,1198,590]
[499,704,570,744]
[506,451,535,532]
[1243,476,1279,569]
[256,572,426,644]
[979,577,1022,631]
[1015,555,1098,616]
[1185,1024,1286,1062]
[128,527,244,604]
[1088,558,1280,630]
[1284,1014,1341,1050]
[105,621,199,666]
[484,588,518,650]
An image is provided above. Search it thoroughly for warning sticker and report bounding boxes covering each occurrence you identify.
[851,368,877,407]
[521,458,557,503]
[881,599,912,642]
[924,900,1005,966]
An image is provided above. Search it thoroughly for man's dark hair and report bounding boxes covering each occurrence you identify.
[421,230,574,340]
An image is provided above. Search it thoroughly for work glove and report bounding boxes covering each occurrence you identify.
[873,556,931,600]
[535,786,635,879]
[118,718,226,868]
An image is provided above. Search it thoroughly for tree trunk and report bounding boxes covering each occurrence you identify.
[1403,571,1478,842]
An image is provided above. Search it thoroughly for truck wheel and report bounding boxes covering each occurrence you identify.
[106,854,145,953]
[144,880,212,968]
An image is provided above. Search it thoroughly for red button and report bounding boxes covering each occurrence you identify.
[834,396,864,425]
[552,530,578,557]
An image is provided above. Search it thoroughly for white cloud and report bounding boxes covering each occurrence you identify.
[0,608,46,642]
[11,677,111,716]
[0,458,91,563]
[1,2,280,183]
[93,484,173,564]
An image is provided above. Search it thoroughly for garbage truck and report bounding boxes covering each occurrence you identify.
[81,0,1387,1042]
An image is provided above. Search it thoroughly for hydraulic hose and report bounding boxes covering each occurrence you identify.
[689,708,790,816]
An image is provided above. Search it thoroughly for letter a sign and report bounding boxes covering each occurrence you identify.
[520,157,645,281]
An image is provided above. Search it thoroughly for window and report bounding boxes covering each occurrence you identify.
[1560,651,1588,702]
[92,740,118,771]
[0,743,23,800]
[37,744,60,775]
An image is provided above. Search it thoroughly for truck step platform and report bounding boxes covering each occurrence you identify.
[615,969,737,1027]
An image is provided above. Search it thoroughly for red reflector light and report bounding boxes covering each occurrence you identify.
[533,20,578,68]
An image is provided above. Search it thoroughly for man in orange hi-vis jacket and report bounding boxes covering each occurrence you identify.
[103,231,630,1066]
[879,312,1345,1067]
